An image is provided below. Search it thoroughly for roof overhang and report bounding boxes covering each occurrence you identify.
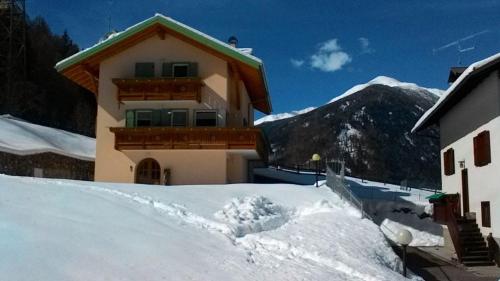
[55,14,272,114]
[412,53,500,133]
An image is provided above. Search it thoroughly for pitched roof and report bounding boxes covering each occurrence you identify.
[55,13,272,114]
[0,115,95,161]
[412,52,500,133]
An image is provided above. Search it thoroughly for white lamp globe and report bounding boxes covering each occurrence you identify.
[312,154,321,161]
[396,229,413,246]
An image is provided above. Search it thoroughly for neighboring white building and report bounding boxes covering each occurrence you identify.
[413,53,500,266]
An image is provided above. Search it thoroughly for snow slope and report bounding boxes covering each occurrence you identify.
[254,107,315,125]
[0,115,95,161]
[328,76,444,104]
[0,175,418,281]
[255,76,443,125]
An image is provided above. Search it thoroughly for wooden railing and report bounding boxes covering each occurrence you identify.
[445,196,464,262]
[109,127,268,160]
[112,77,203,102]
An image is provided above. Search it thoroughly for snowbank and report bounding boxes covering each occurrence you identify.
[0,115,95,161]
[0,175,418,280]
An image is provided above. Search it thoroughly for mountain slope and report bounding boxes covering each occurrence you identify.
[259,77,441,188]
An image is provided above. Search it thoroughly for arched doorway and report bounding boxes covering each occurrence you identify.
[136,158,161,185]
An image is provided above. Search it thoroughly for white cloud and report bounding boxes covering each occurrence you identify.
[290,58,305,68]
[310,39,352,72]
[358,37,374,54]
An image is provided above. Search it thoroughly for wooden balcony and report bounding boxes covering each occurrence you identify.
[112,77,203,102]
[109,127,268,160]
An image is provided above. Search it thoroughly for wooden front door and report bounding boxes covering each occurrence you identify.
[136,158,161,185]
[461,169,469,216]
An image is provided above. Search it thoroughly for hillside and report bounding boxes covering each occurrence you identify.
[0,12,96,137]
[258,77,442,188]
[0,175,417,280]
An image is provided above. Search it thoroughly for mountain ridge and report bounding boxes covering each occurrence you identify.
[255,76,444,125]
[258,81,441,188]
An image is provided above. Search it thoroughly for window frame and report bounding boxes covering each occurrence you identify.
[135,110,153,127]
[443,148,455,176]
[481,201,491,227]
[172,63,189,78]
[473,130,491,167]
[194,110,218,127]
[171,109,189,127]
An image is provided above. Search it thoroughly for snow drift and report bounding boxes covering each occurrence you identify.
[0,175,419,280]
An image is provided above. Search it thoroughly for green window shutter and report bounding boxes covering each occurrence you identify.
[152,110,162,126]
[188,62,198,77]
[160,109,171,126]
[125,110,135,127]
[162,63,173,77]
[135,62,155,77]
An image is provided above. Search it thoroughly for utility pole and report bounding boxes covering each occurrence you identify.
[0,0,27,109]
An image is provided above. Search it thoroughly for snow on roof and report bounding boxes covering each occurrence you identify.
[412,52,500,133]
[255,75,443,125]
[55,13,262,72]
[0,115,95,161]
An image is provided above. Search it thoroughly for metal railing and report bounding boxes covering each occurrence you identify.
[326,165,372,220]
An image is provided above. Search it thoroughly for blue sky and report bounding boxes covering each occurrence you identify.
[30,0,500,117]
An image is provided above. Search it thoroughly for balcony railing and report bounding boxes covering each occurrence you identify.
[109,127,268,160]
[112,77,203,102]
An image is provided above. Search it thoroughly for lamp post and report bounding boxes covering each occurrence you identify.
[311,154,321,187]
[396,229,413,277]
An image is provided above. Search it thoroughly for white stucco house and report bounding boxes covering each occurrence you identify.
[413,52,500,266]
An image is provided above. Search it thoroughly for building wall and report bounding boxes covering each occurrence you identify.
[227,153,248,183]
[439,69,500,238]
[94,34,255,184]
[440,70,500,148]
[0,151,94,180]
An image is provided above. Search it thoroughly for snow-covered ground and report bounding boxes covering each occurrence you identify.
[0,115,95,161]
[344,177,443,247]
[0,174,419,281]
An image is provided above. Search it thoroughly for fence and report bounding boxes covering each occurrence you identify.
[325,162,372,220]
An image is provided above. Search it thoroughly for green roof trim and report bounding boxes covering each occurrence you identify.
[55,14,262,72]
[426,193,446,200]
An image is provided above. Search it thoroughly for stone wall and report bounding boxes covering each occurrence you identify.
[0,151,94,180]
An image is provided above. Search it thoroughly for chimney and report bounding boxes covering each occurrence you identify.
[448,66,467,84]
[228,36,238,48]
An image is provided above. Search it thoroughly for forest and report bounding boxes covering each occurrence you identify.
[0,6,96,136]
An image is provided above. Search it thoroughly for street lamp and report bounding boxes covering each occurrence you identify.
[311,153,321,187]
[396,229,413,277]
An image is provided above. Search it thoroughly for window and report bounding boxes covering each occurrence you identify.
[125,109,187,127]
[195,111,217,127]
[136,111,153,127]
[443,148,455,176]
[162,62,198,77]
[135,62,155,77]
[172,110,188,127]
[173,64,189,78]
[481,201,491,227]
[474,130,491,167]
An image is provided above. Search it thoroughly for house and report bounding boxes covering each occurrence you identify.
[413,53,500,266]
[0,115,95,180]
[55,14,271,185]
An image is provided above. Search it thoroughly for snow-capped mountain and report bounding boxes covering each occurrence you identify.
[255,76,444,125]
[258,77,443,188]
[254,107,316,125]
